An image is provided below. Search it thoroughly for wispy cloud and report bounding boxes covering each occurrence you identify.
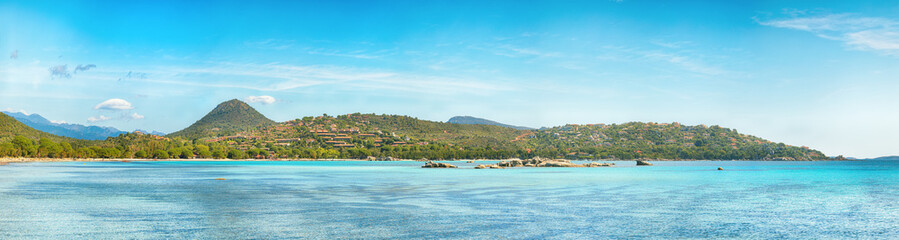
[88,112,143,123]
[49,65,71,79]
[48,63,98,79]
[478,44,562,58]
[9,50,17,59]
[87,115,111,122]
[757,13,899,56]
[306,49,383,59]
[245,39,295,50]
[74,64,96,73]
[2,108,28,115]
[640,52,728,76]
[114,61,510,95]
[127,112,144,120]
[244,95,276,104]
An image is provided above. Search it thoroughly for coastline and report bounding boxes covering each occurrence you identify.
[0,157,857,164]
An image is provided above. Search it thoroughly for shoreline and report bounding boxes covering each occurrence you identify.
[0,157,858,163]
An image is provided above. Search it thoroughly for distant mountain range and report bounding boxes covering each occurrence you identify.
[2,111,127,140]
[135,129,167,136]
[447,116,534,130]
[167,99,275,139]
[872,156,899,160]
[0,112,75,142]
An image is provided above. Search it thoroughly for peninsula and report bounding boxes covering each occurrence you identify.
[1,99,828,161]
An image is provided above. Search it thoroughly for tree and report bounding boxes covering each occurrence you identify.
[135,150,149,159]
[227,149,246,159]
[152,150,169,159]
[211,150,226,159]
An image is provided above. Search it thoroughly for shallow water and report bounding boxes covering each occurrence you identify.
[1,160,897,239]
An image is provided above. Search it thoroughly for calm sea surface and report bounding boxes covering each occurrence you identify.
[0,160,897,239]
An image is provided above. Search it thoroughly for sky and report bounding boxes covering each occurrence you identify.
[1,0,898,158]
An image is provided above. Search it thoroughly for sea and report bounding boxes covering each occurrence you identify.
[0,160,896,239]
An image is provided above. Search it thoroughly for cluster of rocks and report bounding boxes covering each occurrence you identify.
[421,161,457,168]
[636,160,653,166]
[474,157,615,169]
[367,156,399,161]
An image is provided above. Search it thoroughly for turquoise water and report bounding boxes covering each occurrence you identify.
[0,160,897,239]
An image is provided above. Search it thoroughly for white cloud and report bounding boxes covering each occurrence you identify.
[1,108,29,115]
[244,95,276,104]
[128,112,144,120]
[49,120,67,124]
[94,98,134,110]
[87,115,111,122]
[757,13,899,56]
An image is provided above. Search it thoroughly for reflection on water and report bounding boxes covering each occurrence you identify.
[0,160,897,239]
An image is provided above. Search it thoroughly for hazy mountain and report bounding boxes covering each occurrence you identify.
[872,156,899,160]
[134,129,167,136]
[167,99,275,139]
[447,116,533,130]
[2,111,127,140]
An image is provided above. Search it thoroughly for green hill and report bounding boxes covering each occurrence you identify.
[167,99,275,139]
[526,122,825,160]
[0,112,81,143]
[365,114,525,147]
[447,116,534,130]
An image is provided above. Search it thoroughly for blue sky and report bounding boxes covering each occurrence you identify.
[1,0,898,158]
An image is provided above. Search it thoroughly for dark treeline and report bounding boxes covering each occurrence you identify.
[0,133,823,161]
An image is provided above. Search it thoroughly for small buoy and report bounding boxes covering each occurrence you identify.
[214,178,227,180]
[717,167,724,171]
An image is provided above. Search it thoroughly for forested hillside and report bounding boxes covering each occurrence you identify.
[0,100,827,160]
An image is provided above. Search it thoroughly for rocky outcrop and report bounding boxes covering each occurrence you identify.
[422,161,457,168]
[370,156,399,161]
[636,160,653,166]
[583,162,615,167]
[717,167,724,170]
[474,157,614,169]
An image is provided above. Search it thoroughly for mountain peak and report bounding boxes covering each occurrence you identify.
[167,99,275,139]
[447,116,533,130]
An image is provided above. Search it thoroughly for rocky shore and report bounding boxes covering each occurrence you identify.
[474,157,615,169]
[421,161,457,168]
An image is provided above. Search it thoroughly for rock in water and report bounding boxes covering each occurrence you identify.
[422,161,457,168]
[717,167,724,170]
[636,160,653,166]
[474,164,486,169]
[583,162,615,167]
